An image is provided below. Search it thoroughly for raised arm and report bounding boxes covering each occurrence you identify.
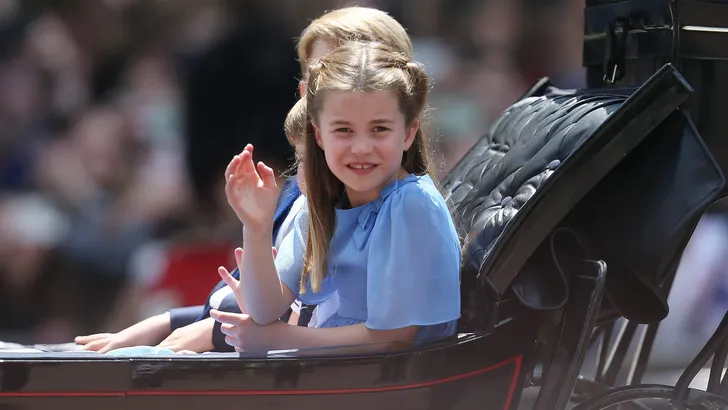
[223,145,298,324]
[239,228,295,324]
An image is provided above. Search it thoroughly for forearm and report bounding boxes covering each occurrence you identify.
[137,312,173,345]
[264,323,418,354]
[240,226,292,324]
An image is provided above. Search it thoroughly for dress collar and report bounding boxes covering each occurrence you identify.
[334,173,419,249]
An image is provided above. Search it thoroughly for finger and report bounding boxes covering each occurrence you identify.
[225,172,236,198]
[238,149,258,181]
[271,247,277,259]
[217,266,239,290]
[98,343,117,354]
[257,162,277,189]
[177,350,198,355]
[210,309,246,325]
[224,155,240,182]
[81,339,109,352]
[220,323,236,337]
[225,335,240,350]
[156,338,172,348]
[75,333,110,344]
[234,247,244,267]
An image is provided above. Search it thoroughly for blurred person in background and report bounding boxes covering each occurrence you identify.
[0,194,76,343]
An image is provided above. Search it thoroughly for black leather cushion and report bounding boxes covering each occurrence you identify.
[447,93,623,253]
[445,70,723,330]
[445,93,622,275]
[444,89,626,330]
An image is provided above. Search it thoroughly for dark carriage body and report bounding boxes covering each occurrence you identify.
[3,2,728,409]
[0,328,529,410]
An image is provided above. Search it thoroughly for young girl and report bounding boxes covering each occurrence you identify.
[289,5,415,327]
[213,41,461,353]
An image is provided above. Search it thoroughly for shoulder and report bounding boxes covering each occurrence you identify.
[372,175,459,248]
[385,174,450,219]
[294,198,309,227]
[277,177,301,202]
[281,197,308,240]
[284,175,300,191]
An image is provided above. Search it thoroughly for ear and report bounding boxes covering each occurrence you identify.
[403,118,419,151]
[312,122,324,148]
[299,80,306,99]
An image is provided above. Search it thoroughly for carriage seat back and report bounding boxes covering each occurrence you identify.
[444,65,711,332]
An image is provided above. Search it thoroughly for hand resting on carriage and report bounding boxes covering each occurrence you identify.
[75,232,284,354]
[155,317,215,353]
[75,312,218,354]
[75,312,172,353]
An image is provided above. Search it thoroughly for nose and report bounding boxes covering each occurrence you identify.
[350,134,373,155]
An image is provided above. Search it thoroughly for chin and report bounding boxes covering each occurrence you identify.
[347,183,379,194]
[344,179,386,201]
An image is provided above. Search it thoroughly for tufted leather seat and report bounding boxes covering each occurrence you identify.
[444,64,725,332]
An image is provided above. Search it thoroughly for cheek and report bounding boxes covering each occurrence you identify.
[378,137,406,160]
[318,136,344,168]
[322,136,346,155]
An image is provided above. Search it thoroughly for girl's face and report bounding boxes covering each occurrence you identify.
[313,90,417,207]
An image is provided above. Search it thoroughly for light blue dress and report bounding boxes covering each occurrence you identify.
[277,173,462,343]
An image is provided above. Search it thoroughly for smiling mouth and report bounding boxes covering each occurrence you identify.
[347,164,377,170]
[346,163,378,175]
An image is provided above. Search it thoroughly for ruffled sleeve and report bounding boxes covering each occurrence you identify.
[276,205,336,305]
[365,182,462,330]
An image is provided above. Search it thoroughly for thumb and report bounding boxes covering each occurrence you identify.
[234,247,244,267]
[210,309,244,325]
[257,162,277,190]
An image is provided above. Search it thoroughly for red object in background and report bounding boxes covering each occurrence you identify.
[149,242,234,307]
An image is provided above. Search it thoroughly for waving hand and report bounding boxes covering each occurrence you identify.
[225,144,279,232]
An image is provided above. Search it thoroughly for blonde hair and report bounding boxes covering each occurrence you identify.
[287,6,413,158]
[284,97,308,162]
[297,7,413,77]
[301,41,434,293]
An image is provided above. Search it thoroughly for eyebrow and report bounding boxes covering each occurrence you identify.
[329,119,395,126]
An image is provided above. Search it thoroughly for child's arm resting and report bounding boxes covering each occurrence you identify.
[366,186,462,332]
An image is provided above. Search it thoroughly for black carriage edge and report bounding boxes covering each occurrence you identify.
[2,1,728,410]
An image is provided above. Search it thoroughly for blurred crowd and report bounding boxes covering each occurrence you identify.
[0,0,587,344]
